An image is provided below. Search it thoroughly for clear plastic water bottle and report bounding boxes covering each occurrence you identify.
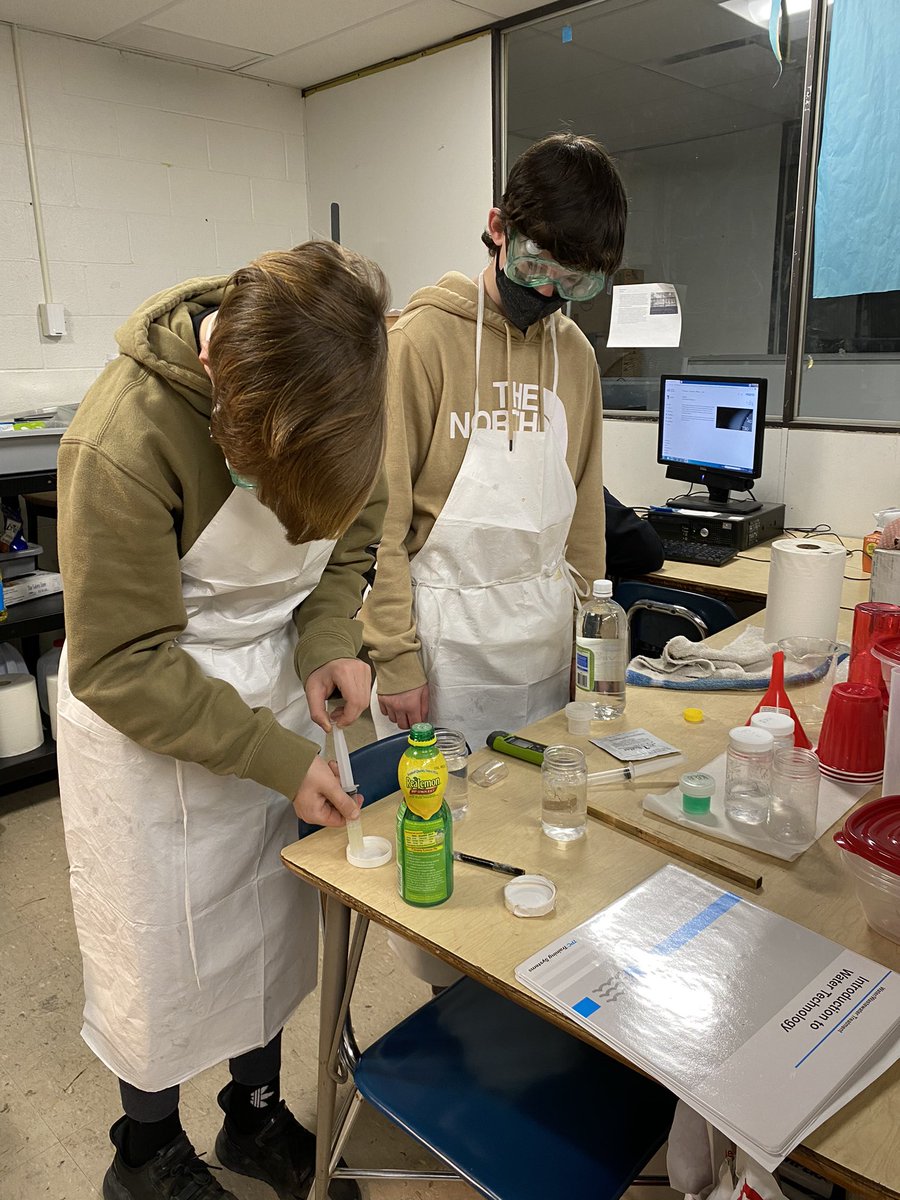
[574,579,628,719]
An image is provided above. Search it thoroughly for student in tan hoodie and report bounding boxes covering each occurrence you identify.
[56,243,386,1200]
[364,132,627,753]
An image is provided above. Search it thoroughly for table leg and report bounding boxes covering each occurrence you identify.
[314,895,351,1200]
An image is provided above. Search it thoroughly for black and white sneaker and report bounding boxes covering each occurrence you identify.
[214,1088,360,1200]
[103,1117,236,1199]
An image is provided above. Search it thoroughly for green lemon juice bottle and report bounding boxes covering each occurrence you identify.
[397,723,453,906]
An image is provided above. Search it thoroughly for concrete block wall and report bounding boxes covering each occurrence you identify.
[0,27,308,417]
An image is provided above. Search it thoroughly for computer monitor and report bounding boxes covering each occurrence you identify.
[657,374,767,514]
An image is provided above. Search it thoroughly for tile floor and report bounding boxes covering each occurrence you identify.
[0,714,674,1200]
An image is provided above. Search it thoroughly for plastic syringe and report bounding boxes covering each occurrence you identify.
[333,725,365,856]
[588,753,684,786]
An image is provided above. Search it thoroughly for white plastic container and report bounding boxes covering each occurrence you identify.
[565,701,594,735]
[36,640,64,713]
[834,796,900,945]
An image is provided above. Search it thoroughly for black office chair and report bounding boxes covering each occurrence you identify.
[306,732,677,1200]
[614,580,738,659]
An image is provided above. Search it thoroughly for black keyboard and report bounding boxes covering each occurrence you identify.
[661,539,737,567]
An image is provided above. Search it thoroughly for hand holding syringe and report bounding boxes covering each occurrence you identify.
[332,720,392,868]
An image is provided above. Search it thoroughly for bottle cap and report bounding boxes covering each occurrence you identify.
[503,874,557,918]
[728,726,774,753]
[750,712,795,738]
[346,835,393,869]
[592,579,613,598]
[408,722,436,744]
[679,771,715,799]
[683,707,704,723]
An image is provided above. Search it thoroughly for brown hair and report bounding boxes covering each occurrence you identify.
[208,242,390,544]
[483,132,627,275]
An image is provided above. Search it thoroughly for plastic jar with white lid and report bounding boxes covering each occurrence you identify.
[750,711,795,753]
[725,726,774,827]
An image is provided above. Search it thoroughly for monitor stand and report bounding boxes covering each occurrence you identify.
[675,489,762,515]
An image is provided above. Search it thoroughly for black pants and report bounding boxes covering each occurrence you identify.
[119,1030,282,1122]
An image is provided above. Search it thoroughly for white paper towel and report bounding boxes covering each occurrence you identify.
[47,672,59,741]
[0,673,44,757]
[763,539,846,644]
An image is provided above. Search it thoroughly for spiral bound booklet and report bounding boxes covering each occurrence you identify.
[515,865,900,1169]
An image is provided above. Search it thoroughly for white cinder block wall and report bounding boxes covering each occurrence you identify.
[0,27,308,417]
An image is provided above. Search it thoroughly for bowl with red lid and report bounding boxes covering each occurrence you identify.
[834,795,900,944]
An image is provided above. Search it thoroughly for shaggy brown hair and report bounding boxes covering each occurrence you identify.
[483,132,627,275]
[209,242,390,544]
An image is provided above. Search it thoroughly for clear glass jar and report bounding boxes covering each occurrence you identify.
[541,745,588,841]
[768,747,821,844]
[435,728,468,820]
[724,726,774,826]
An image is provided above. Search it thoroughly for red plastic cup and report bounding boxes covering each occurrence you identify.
[848,602,900,707]
[816,682,885,776]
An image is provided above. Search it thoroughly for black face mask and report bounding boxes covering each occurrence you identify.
[495,256,567,331]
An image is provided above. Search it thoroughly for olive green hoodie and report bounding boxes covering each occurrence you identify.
[58,275,385,800]
[362,270,605,695]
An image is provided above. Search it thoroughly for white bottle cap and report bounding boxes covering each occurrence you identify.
[592,579,613,598]
[346,835,393,869]
[503,874,557,918]
[750,712,795,738]
[728,726,775,753]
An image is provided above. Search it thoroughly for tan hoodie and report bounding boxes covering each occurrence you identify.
[58,275,385,801]
[362,270,605,695]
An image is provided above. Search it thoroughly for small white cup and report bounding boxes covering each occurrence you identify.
[565,701,594,736]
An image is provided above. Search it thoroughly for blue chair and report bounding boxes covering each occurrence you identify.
[308,734,677,1199]
[613,580,738,659]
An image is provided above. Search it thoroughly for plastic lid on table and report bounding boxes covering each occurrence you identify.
[679,771,715,799]
[504,875,557,917]
[346,835,393,869]
[728,726,774,753]
[834,795,900,878]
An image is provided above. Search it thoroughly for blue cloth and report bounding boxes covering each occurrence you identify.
[813,0,900,298]
[626,658,833,692]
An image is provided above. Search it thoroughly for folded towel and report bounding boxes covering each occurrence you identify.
[627,625,836,691]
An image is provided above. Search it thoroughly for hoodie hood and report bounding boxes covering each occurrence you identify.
[404,270,556,344]
[115,275,226,416]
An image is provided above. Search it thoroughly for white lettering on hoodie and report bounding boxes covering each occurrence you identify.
[449,381,548,440]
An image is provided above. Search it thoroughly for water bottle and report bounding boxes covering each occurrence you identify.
[574,579,628,719]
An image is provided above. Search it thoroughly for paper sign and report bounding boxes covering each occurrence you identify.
[590,727,680,761]
[607,283,682,347]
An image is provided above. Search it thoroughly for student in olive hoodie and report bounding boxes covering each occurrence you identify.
[363,133,627,753]
[56,243,387,1200]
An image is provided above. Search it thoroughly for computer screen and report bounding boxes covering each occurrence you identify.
[659,375,766,478]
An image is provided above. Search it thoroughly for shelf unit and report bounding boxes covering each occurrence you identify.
[1,466,62,794]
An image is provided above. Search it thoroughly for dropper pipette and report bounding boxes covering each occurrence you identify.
[333,724,365,856]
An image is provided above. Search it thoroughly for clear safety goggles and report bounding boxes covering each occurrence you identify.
[504,230,607,301]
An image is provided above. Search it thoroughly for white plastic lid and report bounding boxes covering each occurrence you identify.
[750,712,795,737]
[728,726,775,753]
[592,579,613,598]
[679,771,715,799]
[503,874,557,917]
[565,701,594,721]
[346,835,392,869]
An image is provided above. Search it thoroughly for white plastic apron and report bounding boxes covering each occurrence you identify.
[373,277,579,752]
[57,487,335,1092]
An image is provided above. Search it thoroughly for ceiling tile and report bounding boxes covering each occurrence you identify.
[0,0,169,40]
[144,0,415,56]
[107,25,264,69]
[244,1,494,88]
[453,0,549,15]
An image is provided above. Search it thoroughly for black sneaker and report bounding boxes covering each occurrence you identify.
[214,1092,360,1200]
[103,1117,237,1199]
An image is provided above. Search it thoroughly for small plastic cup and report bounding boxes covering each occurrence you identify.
[471,758,508,788]
[565,701,594,735]
[679,771,714,815]
[767,747,820,845]
[816,682,885,776]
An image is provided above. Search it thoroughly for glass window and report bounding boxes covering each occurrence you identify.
[505,0,810,415]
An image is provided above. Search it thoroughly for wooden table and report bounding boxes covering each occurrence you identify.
[647,535,869,614]
[282,608,899,1200]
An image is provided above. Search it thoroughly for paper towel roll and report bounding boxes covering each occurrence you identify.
[0,673,44,757]
[47,672,59,741]
[764,539,846,644]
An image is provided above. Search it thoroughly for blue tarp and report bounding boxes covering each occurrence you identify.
[813,0,900,298]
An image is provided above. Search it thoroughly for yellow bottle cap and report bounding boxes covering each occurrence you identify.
[683,707,704,723]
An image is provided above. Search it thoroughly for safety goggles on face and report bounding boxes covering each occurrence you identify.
[504,231,607,301]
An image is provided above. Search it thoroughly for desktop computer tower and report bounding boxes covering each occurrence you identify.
[647,501,786,551]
